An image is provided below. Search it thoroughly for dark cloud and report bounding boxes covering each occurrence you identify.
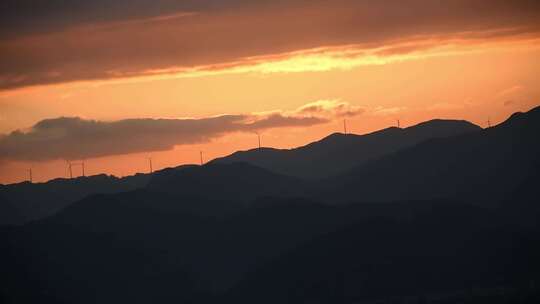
[0,0,281,39]
[1,0,540,90]
[0,111,327,161]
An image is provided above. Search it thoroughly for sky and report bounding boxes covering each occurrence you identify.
[1,0,539,184]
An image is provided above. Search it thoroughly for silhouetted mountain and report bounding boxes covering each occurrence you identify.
[0,173,151,225]
[212,119,480,179]
[2,107,540,303]
[0,190,24,225]
[147,162,305,201]
[3,193,539,303]
[226,201,540,304]
[1,191,405,302]
[317,106,540,205]
[500,158,540,227]
[0,118,482,226]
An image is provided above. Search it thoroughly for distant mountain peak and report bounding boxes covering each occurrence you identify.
[212,117,481,179]
[406,118,480,130]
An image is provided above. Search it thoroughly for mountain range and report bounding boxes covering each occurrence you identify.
[1,106,540,303]
[0,117,482,225]
[211,119,480,179]
[315,107,540,205]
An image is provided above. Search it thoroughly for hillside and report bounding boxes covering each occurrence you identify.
[212,119,480,179]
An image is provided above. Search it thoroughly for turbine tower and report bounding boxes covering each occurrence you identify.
[28,168,33,183]
[255,132,261,149]
[343,119,347,134]
[200,151,204,165]
[67,161,73,179]
[397,119,400,128]
[67,161,86,178]
[147,157,153,173]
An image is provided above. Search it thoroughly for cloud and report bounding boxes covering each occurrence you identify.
[296,99,364,118]
[247,114,325,130]
[0,101,358,161]
[0,0,241,39]
[1,0,540,90]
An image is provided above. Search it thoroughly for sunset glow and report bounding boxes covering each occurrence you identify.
[1,0,539,184]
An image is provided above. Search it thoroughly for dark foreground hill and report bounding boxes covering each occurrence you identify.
[212,119,480,179]
[2,189,539,304]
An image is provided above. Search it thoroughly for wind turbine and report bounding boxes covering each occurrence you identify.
[343,119,347,134]
[199,151,204,165]
[397,119,400,128]
[147,157,153,173]
[254,131,261,149]
[67,161,73,179]
[67,161,86,178]
[28,168,33,183]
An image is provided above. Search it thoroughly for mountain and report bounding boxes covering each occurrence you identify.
[3,194,539,303]
[226,201,540,304]
[0,118,481,226]
[0,173,151,225]
[1,191,407,302]
[146,162,305,202]
[211,119,481,179]
[317,106,540,205]
[0,108,536,227]
[2,107,540,303]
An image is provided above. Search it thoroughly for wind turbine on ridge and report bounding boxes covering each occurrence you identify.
[254,131,261,149]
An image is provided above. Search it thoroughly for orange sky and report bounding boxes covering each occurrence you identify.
[1,0,540,184]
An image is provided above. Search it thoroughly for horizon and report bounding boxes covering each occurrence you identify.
[0,109,511,185]
[1,105,535,186]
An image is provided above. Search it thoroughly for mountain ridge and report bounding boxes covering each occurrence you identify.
[212,118,481,179]
[1,109,535,226]
[315,105,540,205]
[2,106,540,303]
